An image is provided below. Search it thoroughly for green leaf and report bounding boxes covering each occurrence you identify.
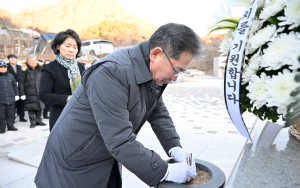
[267,16,279,25]
[290,86,300,96]
[295,73,300,82]
[207,18,240,29]
[255,7,263,17]
[206,26,237,36]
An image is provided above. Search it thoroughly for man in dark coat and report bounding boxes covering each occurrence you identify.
[6,54,27,122]
[18,55,46,128]
[35,23,203,188]
[40,60,51,119]
[0,61,19,133]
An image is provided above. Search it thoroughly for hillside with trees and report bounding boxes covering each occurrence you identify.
[79,20,146,46]
[0,0,157,46]
[0,8,20,28]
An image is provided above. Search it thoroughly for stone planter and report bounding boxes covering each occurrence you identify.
[155,159,226,188]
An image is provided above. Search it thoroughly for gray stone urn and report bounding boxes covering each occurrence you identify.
[155,159,225,188]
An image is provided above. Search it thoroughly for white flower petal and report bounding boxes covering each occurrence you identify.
[209,3,234,27]
[242,48,262,85]
[249,24,277,51]
[261,32,300,70]
[259,0,286,22]
[246,72,271,109]
[219,30,234,56]
[277,0,300,30]
[265,69,300,116]
[283,40,300,70]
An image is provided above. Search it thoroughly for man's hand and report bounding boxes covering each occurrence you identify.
[15,96,19,101]
[20,95,26,100]
[162,162,196,183]
[169,147,195,167]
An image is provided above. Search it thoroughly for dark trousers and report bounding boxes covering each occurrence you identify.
[15,99,25,119]
[0,104,15,131]
[107,160,122,188]
[28,110,42,125]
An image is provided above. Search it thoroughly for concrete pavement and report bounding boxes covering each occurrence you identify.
[0,78,257,188]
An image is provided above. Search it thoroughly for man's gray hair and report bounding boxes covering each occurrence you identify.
[149,23,203,60]
[27,55,37,61]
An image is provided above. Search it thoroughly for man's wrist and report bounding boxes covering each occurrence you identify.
[168,146,181,156]
[160,166,169,182]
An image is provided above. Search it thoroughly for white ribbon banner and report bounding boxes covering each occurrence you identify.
[224,0,260,141]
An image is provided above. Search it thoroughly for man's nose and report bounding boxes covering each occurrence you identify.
[170,76,178,81]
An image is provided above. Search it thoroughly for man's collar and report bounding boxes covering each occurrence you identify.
[8,63,16,66]
[129,41,153,84]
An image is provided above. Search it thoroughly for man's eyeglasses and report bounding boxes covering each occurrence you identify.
[162,50,185,77]
[0,65,7,68]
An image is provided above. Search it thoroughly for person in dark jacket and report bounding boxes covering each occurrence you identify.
[35,23,203,188]
[7,54,27,122]
[41,60,51,119]
[19,55,46,128]
[39,29,85,131]
[0,61,19,133]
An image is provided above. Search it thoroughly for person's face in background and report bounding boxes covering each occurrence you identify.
[8,57,17,66]
[57,37,78,60]
[27,58,37,69]
[0,65,7,73]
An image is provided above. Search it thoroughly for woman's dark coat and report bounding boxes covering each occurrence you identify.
[38,60,85,130]
[18,61,44,111]
[35,42,181,188]
[0,72,18,105]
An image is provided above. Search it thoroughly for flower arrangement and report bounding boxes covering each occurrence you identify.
[208,0,300,123]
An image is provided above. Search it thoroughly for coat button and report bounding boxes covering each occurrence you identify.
[149,87,152,91]
[153,160,158,167]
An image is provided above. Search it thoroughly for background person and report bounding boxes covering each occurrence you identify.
[0,61,19,133]
[6,54,27,122]
[19,55,46,128]
[42,60,51,119]
[39,29,85,131]
[35,23,202,188]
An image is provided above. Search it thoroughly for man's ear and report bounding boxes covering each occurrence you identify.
[149,47,163,63]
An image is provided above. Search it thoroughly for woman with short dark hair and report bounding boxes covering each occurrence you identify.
[39,29,85,131]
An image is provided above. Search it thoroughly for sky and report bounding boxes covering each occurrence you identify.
[0,0,245,36]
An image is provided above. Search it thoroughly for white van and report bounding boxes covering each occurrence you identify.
[81,39,114,57]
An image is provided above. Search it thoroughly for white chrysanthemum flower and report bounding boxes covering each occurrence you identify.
[242,49,262,85]
[269,27,285,41]
[261,32,300,70]
[265,69,300,116]
[259,0,286,21]
[278,0,300,30]
[246,73,271,109]
[245,20,264,55]
[248,24,277,53]
[283,40,300,70]
[219,30,234,56]
[249,19,263,38]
